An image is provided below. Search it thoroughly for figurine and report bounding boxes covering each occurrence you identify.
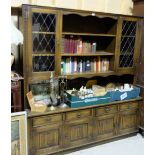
[50,72,58,106]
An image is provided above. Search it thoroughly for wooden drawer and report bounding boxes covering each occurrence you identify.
[65,109,92,121]
[95,105,118,116]
[119,102,139,111]
[32,114,62,127]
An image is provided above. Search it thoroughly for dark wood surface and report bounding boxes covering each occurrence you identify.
[28,99,142,155]
[133,0,144,129]
[11,81,22,112]
[21,5,144,154]
[27,97,143,117]
[22,5,143,107]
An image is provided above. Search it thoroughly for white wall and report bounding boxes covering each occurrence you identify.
[11,0,134,15]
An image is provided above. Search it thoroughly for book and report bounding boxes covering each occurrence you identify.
[82,58,86,72]
[77,39,83,54]
[85,58,91,72]
[92,42,97,53]
[74,57,77,73]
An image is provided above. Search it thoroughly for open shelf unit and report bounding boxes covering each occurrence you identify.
[22,5,143,105]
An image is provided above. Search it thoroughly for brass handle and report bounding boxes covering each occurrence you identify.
[105,107,110,112]
[77,113,81,118]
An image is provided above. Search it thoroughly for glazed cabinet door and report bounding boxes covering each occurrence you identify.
[118,109,139,135]
[116,17,143,74]
[22,5,60,97]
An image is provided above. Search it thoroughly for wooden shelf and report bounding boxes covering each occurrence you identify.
[62,32,116,37]
[32,53,55,56]
[32,31,55,35]
[61,51,114,56]
[63,71,115,79]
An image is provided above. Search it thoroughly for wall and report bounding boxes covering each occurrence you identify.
[11,0,133,15]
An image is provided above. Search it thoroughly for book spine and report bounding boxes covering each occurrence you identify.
[74,57,77,73]
[92,42,97,53]
[82,58,86,72]
[94,58,96,72]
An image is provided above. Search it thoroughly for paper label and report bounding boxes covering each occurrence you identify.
[120,92,127,100]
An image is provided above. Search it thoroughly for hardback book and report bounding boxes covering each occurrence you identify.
[85,58,91,72]
[92,42,97,53]
[94,58,97,72]
[61,60,64,74]
[82,58,86,72]
[74,57,77,73]
[71,58,74,73]
[96,57,101,72]
[77,39,83,54]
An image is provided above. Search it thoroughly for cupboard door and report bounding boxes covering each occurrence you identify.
[23,6,59,78]
[22,5,60,102]
[30,125,62,155]
[63,118,93,148]
[116,17,142,74]
[118,109,139,135]
[94,114,117,141]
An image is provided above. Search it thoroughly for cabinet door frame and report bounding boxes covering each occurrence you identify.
[115,16,143,74]
[30,123,63,155]
[63,118,93,148]
[23,6,61,102]
[118,108,139,135]
[94,113,118,141]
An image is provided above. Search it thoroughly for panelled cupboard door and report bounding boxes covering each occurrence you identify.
[118,109,139,135]
[116,17,143,74]
[63,119,93,148]
[23,5,60,83]
[30,124,62,155]
[94,114,117,141]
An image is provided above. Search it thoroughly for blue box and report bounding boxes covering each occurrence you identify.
[67,92,111,108]
[109,86,140,102]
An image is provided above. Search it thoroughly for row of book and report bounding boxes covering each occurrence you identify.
[61,57,109,74]
[62,37,97,54]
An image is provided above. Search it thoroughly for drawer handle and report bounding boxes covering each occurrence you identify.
[105,107,110,112]
[77,113,81,118]
[46,117,51,122]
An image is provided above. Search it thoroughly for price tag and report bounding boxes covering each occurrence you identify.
[120,92,127,100]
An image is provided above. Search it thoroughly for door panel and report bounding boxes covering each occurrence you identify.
[31,125,62,155]
[118,109,139,135]
[94,114,117,140]
[64,119,93,147]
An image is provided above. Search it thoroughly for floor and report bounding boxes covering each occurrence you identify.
[66,134,144,155]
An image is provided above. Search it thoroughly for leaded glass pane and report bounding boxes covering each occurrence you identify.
[32,33,55,53]
[33,56,55,72]
[119,21,137,68]
[32,13,56,32]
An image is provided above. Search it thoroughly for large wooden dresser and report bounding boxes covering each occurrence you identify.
[27,98,142,155]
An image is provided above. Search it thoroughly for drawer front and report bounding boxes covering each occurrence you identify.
[120,102,139,111]
[32,114,62,127]
[65,109,92,121]
[95,105,118,116]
